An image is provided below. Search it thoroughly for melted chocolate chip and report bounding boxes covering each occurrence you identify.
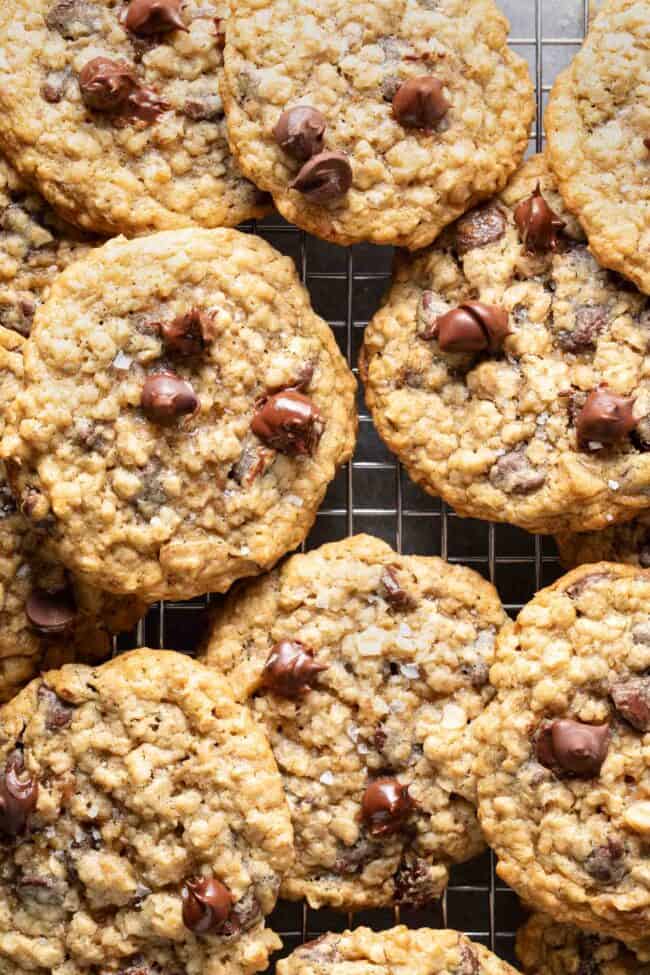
[125,85,170,122]
[26,586,76,634]
[576,388,636,447]
[78,57,137,111]
[558,305,609,353]
[183,95,224,122]
[262,640,327,697]
[274,107,326,162]
[158,308,214,355]
[182,877,233,934]
[141,371,198,425]
[611,676,650,731]
[38,685,75,731]
[380,567,417,610]
[290,151,352,203]
[454,204,507,255]
[392,76,450,128]
[514,183,565,253]
[428,302,510,353]
[489,449,546,495]
[536,719,609,777]
[124,0,186,35]
[361,778,414,836]
[394,857,438,907]
[584,837,627,885]
[0,752,39,837]
[229,443,274,488]
[251,390,323,456]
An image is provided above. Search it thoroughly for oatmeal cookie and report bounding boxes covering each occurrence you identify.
[202,533,508,910]
[476,563,650,942]
[516,912,650,975]
[0,648,294,974]
[546,0,650,295]
[361,155,650,534]
[220,0,534,249]
[556,513,650,570]
[0,155,96,338]
[0,0,270,236]
[279,927,518,975]
[2,229,357,602]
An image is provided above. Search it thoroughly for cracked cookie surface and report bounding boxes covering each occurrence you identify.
[0,156,96,338]
[545,0,650,295]
[516,912,650,975]
[202,534,508,910]
[278,926,519,975]
[0,648,294,975]
[2,229,356,602]
[361,155,650,534]
[475,563,650,942]
[221,0,534,249]
[0,0,270,236]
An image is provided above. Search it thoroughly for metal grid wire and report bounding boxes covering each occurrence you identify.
[115,0,593,966]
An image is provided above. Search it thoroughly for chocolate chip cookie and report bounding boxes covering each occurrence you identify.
[202,533,508,910]
[556,513,650,571]
[0,1,270,236]
[0,648,294,974]
[546,0,650,296]
[0,155,96,338]
[475,563,650,942]
[279,926,519,975]
[516,913,650,975]
[361,154,650,535]
[2,228,357,602]
[220,0,534,249]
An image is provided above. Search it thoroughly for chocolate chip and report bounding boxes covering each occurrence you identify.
[0,484,17,519]
[645,138,650,152]
[392,76,450,128]
[158,308,214,355]
[41,71,70,103]
[584,837,627,885]
[361,778,414,836]
[290,151,352,204]
[141,371,198,425]
[0,752,39,837]
[426,302,510,353]
[611,676,650,731]
[454,204,507,255]
[514,183,565,253]
[123,0,186,35]
[125,85,170,122]
[489,449,546,495]
[251,390,324,456]
[558,305,609,353]
[38,685,75,731]
[46,0,101,38]
[333,838,382,875]
[229,442,274,488]
[576,388,636,448]
[457,943,479,975]
[182,876,233,934]
[26,586,77,634]
[227,890,262,934]
[374,726,388,752]
[183,95,224,122]
[274,107,326,162]
[460,659,490,688]
[78,57,137,111]
[380,567,417,611]
[261,640,327,698]
[394,857,438,907]
[536,719,609,777]
[564,572,609,599]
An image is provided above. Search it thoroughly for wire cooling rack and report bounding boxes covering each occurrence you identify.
[115,0,593,966]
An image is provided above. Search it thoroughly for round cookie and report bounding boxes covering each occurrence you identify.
[2,228,357,602]
[516,913,650,975]
[556,513,650,571]
[545,0,650,295]
[0,155,96,338]
[278,926,519,975]
[0,648,294,975]
[220,0,534,249]
[202,533,508,910]
[475,563,650,942]
[361,155,650,535]
[0,1,270,236]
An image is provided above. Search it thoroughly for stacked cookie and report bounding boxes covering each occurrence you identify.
[0,0,648,974]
